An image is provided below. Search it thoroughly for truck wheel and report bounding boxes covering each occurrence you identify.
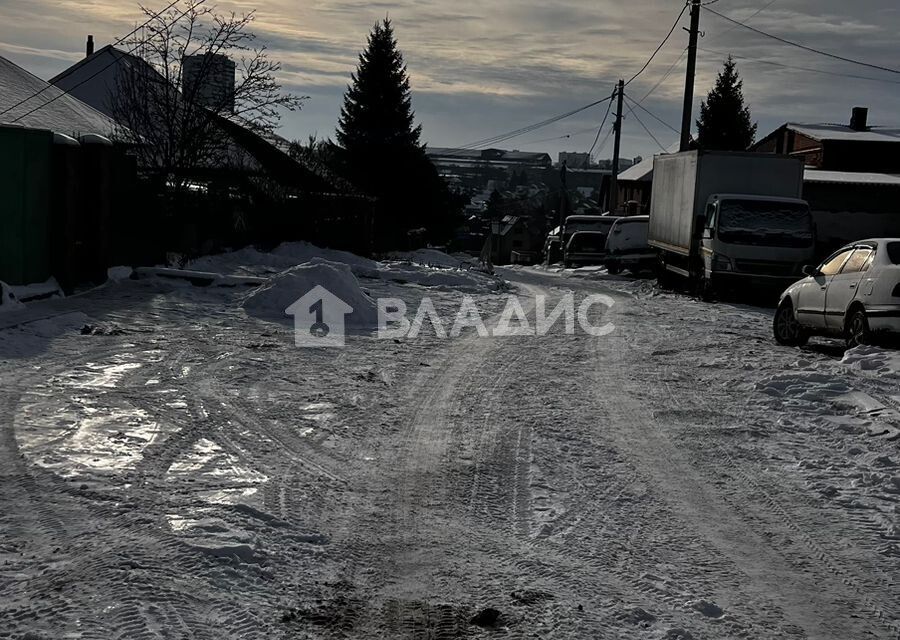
[656,259,671,288]
[845,308,872,348]
[697,276,715,302]
[774,301,809,347]
[607,262,621,275]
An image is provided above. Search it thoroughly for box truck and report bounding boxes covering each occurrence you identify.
[649,151,815,294]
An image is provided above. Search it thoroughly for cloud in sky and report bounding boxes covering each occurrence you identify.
[1,0,898,160]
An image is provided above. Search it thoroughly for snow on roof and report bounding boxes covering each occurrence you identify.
[617,155,654,182]
[788,123,900,144]
[804,169,900,186]
[0,55,118,137]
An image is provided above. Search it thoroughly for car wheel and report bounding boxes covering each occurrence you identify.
[607,262,621,275]
[773,301,809,347]
[845,307,872,348]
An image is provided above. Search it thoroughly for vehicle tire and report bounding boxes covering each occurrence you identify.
[564,260,572,269]
[656,259,672,289]
[607,262,621,275]
[845,307,872,349]
[773,301,809,347]
[697,276,715,302]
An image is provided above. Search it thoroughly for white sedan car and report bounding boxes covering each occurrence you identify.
[774,238,900,348]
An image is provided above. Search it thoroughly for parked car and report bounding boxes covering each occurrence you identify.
[773,239,900,348]
[544,226,562,264]
[564,231,609,268]
[563,217,621,267]
[604,216,655,274]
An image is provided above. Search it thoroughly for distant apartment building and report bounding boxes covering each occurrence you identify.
[558,152,590,169]
[182,53,236,113]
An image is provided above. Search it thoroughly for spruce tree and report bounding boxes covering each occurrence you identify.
[337,19,422,159]
[338,19,454,248]
[696,56,757,151]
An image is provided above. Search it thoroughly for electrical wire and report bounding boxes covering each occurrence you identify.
[623,94,669,151]
[588,90,616,156]
[637,47,687,104]
[623,92,681,135]
[704,0,779,45]
[704,6,900,76]
[624,1,690,86]
[699,47,900,86]
[0,0,184,118]
[454,94,615,151]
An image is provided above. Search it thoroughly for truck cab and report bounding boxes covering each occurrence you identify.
[699,194,815,291]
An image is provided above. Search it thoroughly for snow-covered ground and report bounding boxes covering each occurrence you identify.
[0,248,897,639]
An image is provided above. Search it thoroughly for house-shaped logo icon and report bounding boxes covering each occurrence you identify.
[285,285,354,348]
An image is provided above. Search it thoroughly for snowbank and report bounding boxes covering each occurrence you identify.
[0,281,23,313]
[272,242,380,278]
[387,248,471,269]
[106,266,134,282]
[188,247,299,276]
[841,345,900,379]
[242,258,379,328]
[378,263,504,292]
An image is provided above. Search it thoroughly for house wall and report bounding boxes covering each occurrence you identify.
[805,181,900,255]
[0,127,52,285]
[821,141,900,173]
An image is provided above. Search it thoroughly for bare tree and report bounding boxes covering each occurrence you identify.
[112,0,305,185]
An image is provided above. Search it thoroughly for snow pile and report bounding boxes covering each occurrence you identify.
[188,247,298,276]
[387,248,471,269]
[377,262,504,292]
[841,345,900,379]
[242,258,379,327]
[106,266,133,282]
[7,277,64,303]
[272,242,380,278]
[0,281,23,312]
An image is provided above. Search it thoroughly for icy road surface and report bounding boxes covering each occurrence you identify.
[1,266,899,639]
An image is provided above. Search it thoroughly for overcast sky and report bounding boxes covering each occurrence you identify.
[2,0,898,161]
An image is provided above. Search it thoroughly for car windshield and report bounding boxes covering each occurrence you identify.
[887,242,900,264]
[569,234,606,252]
[717,200,813,248]
[567,218,617,234]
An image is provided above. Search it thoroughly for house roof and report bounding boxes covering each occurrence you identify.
[0,55,118,136]
[50,47,354,194]
[804,169,900,186]
[787,123,900,144]
[617,154,655,182]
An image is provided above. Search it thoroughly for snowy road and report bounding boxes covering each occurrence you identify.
[1,263,899,639]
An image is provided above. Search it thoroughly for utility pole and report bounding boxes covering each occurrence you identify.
[680,0,701,151]
[609,79,625,214]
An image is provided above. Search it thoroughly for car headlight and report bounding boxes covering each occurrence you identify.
[711,254,733,272]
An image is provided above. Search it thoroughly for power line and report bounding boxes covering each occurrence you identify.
[591,125,616,158]
[624,92,681,135]
[588,90,616,156]
[699,46,900,86]
[704,6,900,76]
[637,47,687,104]
[625,1,690,86]
[623,94,670,151]
[0,0,183,118]
[456,94,615,151]
[704,0,779,45]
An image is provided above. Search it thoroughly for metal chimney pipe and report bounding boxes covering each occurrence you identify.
[850,107,869,131]
[86,35,94,57]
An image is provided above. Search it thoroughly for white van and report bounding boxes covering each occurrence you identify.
[604,216,655,274]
